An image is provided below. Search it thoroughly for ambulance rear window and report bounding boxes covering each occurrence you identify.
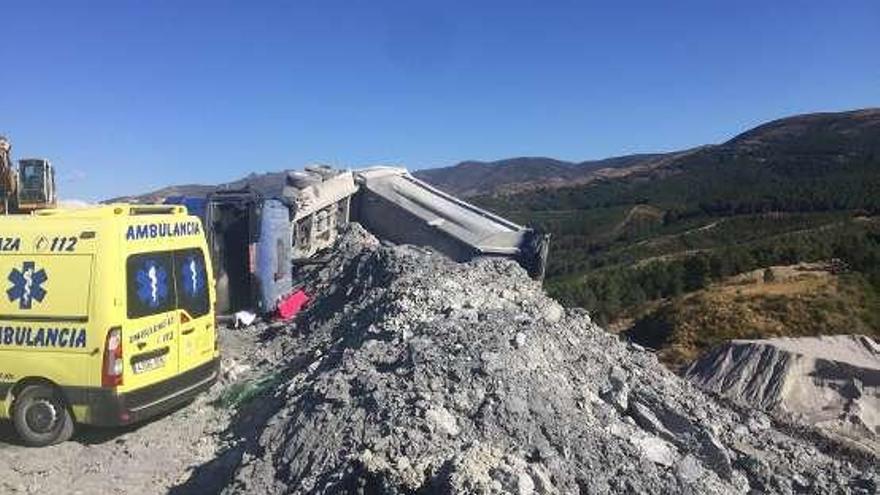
[175,248,210,318]
[126,252,177,319]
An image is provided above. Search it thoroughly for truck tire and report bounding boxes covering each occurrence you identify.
[12,384,75,447]
[281,186,301,205]
[286,171,322,189]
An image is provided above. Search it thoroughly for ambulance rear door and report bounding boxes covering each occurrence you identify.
[123,251,180,390]
[173,248,214,374]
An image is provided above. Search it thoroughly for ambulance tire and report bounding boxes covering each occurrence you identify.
[12,384,75,447]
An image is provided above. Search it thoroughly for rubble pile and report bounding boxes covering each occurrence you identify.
[221,226,878,494]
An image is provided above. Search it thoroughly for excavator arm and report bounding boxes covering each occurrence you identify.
[0,136,18,214]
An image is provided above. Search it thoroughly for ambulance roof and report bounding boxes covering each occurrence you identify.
[34,204,189,219]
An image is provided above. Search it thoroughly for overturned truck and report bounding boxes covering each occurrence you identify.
[202,165,549,315]
[354,167,548,280]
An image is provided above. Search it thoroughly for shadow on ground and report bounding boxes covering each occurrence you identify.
[0,400,191,448]
[169,355,309,495]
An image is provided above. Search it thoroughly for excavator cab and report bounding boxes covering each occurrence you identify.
[16,158,57,212]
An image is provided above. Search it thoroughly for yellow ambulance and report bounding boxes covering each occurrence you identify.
[0,204,219,446]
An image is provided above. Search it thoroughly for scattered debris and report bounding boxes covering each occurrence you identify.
[234,310,257,328]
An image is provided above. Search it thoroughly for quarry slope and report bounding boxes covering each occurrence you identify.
[196,226,878,494]
[686,335,880,455]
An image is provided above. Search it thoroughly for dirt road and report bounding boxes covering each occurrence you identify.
[0,327,264,495]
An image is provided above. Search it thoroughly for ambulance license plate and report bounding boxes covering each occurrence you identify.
[133,355,166,374]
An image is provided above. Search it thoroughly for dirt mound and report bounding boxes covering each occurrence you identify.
[211,226,877,494]
[624,264,879,370]
[686,335,880,455]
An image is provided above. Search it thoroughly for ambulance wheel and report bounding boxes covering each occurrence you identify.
[12,384,75,447]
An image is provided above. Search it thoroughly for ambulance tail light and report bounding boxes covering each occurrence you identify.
[102,327,124,387]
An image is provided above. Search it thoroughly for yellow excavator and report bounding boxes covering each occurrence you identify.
[0,135,57,214]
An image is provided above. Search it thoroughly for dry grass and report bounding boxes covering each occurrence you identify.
[717,263,834,297]
[624,263,879,371]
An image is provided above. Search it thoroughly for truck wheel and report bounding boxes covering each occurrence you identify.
[12,384,75,447]
[287,171,322,189]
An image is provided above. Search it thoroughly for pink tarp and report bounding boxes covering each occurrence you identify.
[277,289,310,320]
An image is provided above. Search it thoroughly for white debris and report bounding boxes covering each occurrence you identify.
[234,310,257,328]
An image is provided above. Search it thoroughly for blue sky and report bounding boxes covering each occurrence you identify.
[2,1,878,201]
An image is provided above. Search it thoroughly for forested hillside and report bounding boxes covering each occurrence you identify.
[468,109,880,361]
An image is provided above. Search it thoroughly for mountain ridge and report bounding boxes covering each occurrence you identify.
[110,108,879,207]
[418,108,880,197]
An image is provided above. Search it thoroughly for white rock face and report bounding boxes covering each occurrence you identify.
[686,335,880,453]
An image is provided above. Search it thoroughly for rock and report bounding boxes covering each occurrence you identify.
[634,434,677,467]
[222,360,251,382]
[306,358,322,374]
[629,341,646,352]
[697,431,734,481]
[528,464,556,494]
[601,367,630,413]
[792,473,810,491]
[516,472,535,495]
[514,332,527,348]
[480,351,504,374]
[675,455,704,483]
[748,414,771,432]
[629,401,671,438]
[542,302,564,323]
[425,406,460,437]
